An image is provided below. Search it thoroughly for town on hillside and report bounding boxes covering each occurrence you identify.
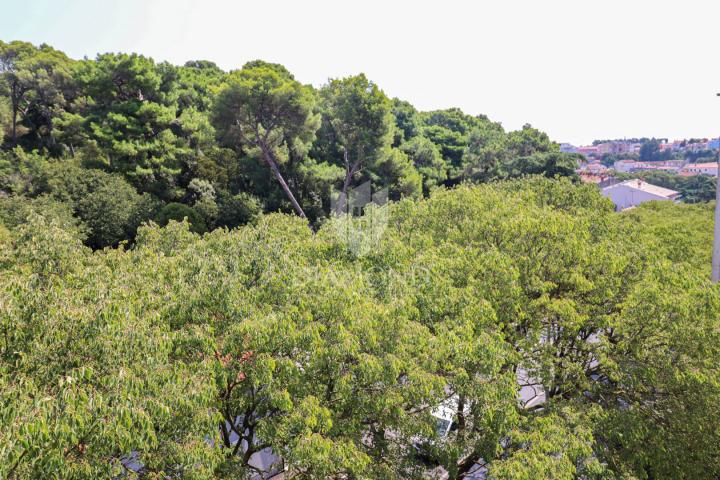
[563,138,719,210]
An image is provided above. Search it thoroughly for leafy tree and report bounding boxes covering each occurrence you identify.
[460,124,508,181]
[3,42,720,480]
[400,135,446,192]
[0,147,48,195]
[680,173,716,203]
[0,217,221,478]
[420,108,482,177]
[52,111,88,157]
[685,149,716,162]
[391,98,421,146]
[215,191,263,229]
[39,163,159,248]
[291,156,344,222]
[75,53,187,196]
[505,123,557,157]
[0,194,86,240]
[595,263,720,479]
[422,122,466,174]
[77,179,158,248]
[212,61,320,218]
[320,74,394,214]
[155,202,206,233]
[463,125,576,183]
[0,40,74,149]
[639,139,660,161]
[497,151,580,180]
[368,148,423,201]
[488,408,602,479]
[0,41,41,145]
[0,40,595,244]
[419,109,509,184]
[380,178,719,478]
[2,178,720,478]
[619,200,713,271]
[0,95,11,143]
[185,177,219,228]
[177,60,226,112]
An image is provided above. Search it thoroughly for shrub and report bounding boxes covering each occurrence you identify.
[155,202,207,233]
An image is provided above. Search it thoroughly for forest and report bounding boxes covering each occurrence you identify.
[1,40,719,479]
[0,40,580,247]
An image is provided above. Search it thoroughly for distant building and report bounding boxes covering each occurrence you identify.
[681,162,718,176]
[577,161,608,175]
[613,159,683,174]
[708,138,720,150]
[659,159,685,168]
[660,141,683,152]
[594,141,636,156]
[596,143,614,155]
[601,179,680,211]
[559,143,579,153]
[579,172,615,185]
[686,141,709,152]
[613,159,638,173]
[615,142,636,155]
[578,146,599,158]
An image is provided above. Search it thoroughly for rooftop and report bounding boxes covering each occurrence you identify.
[603,179,680,199]
[685,162,718,169]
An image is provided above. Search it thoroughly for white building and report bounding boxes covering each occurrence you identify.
[601,179,680,211]
[559,143,578,153]
[613,159,638,173]
[681,162,718,176]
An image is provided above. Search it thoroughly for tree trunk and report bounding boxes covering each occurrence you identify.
[456,395,466,434]
[219,418,232,449]
[8,80,22,147]
[260,147,306,219]
[334,151,359,216]
[10,101,17,147]
[712,151,720,282]
[335,169,354,216]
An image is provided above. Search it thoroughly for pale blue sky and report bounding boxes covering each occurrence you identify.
[2,0,719,145]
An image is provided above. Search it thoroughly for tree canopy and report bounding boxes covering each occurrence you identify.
[1,40,584,248]
[2,177,719,479]
[1,40,717,479]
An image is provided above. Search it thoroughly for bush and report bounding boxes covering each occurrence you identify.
[0,194,87,241]
[40,163,159,248]
[77,183,159,248]
[155,202,207,233]
[216,191,263,229]
[0,148,48,195]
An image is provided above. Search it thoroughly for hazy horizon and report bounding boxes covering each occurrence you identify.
[3,0,718,145]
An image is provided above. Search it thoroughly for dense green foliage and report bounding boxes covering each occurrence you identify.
[2,39,718,479]
[638,139,672,162]
[1,40,579,248]
[2,177,719,479]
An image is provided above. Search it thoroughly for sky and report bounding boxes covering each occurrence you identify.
[2,0,718,145]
